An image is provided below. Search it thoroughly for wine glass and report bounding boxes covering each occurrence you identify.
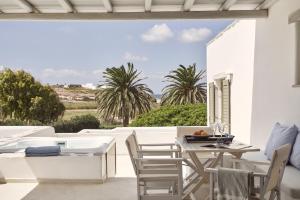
[220,123,225,137]
[212,122,219,137]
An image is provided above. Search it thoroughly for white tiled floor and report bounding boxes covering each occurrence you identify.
[0,179,210,200]
[0,154,137,200]
[0,153,208,200]
[115,155,135,177]
[0,178,137,200]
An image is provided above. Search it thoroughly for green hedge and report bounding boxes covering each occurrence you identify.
[0,115,100,133]
[53,114,100,133]
[0,119,44,126]
[130,104,207,127]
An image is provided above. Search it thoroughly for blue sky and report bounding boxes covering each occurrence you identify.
[0,20,232,93]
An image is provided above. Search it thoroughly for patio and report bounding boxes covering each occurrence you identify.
[0,178,137,200]
[1,0,300,199]
[0,126,212,200]
[0,179,211,200]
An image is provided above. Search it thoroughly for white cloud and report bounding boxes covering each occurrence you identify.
[141,24,174,43]
[179,28,212,43]
[92,69,104,75]
[123,52,148,62]
[42,68,83,78]
[82,83,97,90]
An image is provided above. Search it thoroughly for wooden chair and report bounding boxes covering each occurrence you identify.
[125,133,184,200]
[126,132,180,174]
[132,130,181,158]
[206,144,292,200]
[126,133,196,200]
[136,157,184,200]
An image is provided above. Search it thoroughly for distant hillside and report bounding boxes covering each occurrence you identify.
[52,86,96,102]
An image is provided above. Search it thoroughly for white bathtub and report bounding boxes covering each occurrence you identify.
[0,136,116,183]
[0,136,114,154]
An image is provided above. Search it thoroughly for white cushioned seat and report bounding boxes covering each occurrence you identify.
[281,165,300,198]
[241,151,300,199]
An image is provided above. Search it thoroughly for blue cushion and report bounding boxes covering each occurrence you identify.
[25,146,61,157]
[264,123,298,160]
[290,132,300,170]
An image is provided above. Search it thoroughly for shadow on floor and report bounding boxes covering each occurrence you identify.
[21,178,137,200]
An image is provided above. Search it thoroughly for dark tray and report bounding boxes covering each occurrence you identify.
[184,134,234,143]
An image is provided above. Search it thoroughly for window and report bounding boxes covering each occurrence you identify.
[208,74,231,132]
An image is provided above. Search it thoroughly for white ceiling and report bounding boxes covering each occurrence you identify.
[0,0,278,20]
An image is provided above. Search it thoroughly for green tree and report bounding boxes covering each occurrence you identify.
[131,104,207,127]
[161,64,207,105]
[29,85,65,123]
[0,68,65,123]
[96,63,154,127]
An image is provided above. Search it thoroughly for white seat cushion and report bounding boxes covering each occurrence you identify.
[242,151,300,198]
[281,166,300,198]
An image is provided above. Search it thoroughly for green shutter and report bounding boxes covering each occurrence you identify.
[209,82,215,125]
[221,79,231,133]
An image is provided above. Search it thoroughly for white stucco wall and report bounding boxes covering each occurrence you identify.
[207,20,256,144]
[250,0,300,148]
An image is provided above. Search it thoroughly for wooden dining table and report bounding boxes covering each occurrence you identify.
[175,137,260,200]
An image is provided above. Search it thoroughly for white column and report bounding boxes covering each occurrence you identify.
[295,22,300,85]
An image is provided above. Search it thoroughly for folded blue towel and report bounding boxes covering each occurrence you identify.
[25,146,61,157]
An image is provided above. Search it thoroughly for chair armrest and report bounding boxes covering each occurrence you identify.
[205,167,260,174]
[136,157,183,165]
[205,167,267,177]
[139,143,176,147]
[138,149,180,154]
[205,168,218,173]
[253,172,267,177]
[231,158,271,166]
[136,158,183,161]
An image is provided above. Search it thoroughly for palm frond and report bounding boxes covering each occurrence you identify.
[161,64,207,105]
[96,63,154,126]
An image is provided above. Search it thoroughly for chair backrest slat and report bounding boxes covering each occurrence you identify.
[264,144,292,193]
[125,131,184,199]
[125,131,139,175]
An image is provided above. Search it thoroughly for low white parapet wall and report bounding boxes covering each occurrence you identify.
[0,126,210,178]
[76,126,210,155]
[0,126,55,138]
[0,126,210,155]
[75,127,177,155]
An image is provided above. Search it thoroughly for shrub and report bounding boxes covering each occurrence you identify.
[0,119,44,126]
[0,119,27,126]
[52,120,73,133]
[70,115,100,132]
[130,104,207,127]
[53,114,100,133]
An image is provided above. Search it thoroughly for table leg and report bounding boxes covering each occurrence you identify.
[229,152,243,159]
[186,152,224,200]
[188,152,205,175]
[210,172,214,200]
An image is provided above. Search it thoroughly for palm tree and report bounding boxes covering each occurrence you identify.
[161,64,207,105]
[96,63,154,127]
